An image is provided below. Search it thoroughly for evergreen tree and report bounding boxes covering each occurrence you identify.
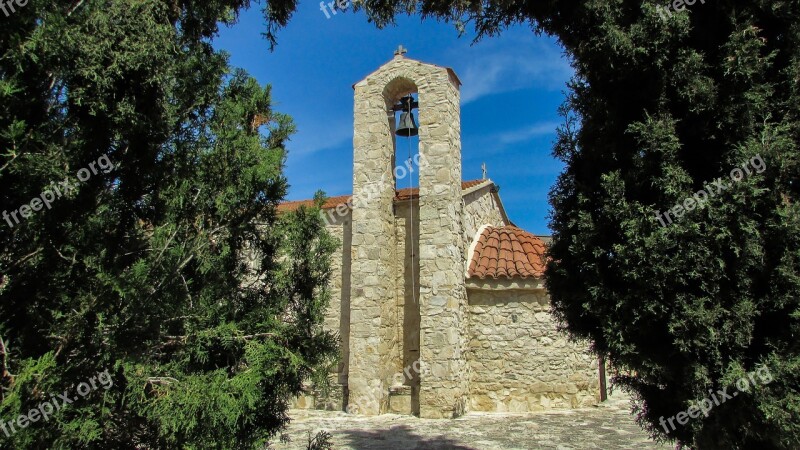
[351,0,800,448]
[1,0,337,448]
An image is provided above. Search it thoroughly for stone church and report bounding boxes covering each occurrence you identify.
[278,51,601,419]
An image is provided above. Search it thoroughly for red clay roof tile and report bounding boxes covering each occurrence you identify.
[468,226,548,280]
[277,179,490,213]
[276,194,353,213]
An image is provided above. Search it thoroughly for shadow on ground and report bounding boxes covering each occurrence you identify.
[340,425,476,450]
[271,393,669,449]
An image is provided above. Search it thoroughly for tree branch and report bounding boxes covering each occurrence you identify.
[159,332,278,349]
[67,0,85,16]
[147,376,178,386]
[0,336,15,400]
[6,248,43,270]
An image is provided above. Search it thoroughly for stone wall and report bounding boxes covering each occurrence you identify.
[466,287,600,412]
[394,201,421,415]
[325,211,352,385]
[293,201,602,415]
[349,56,404,415]
[349,54,469,418]
[413,61,470,419]
[462,186,508,261]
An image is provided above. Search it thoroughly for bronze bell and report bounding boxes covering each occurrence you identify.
[396,110,418,137]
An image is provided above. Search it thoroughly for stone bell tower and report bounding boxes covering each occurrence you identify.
[348,48,469,419]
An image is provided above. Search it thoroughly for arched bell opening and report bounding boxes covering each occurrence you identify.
[383,78,420,191]
[391,93,420,190]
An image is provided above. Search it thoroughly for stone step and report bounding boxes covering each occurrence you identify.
[388,385,413,415]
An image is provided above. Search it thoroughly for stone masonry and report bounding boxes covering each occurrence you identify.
[281,53,601,419]
[350,53,468,419]
[467,288,599,412]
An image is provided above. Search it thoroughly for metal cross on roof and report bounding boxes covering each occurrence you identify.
[394,45,408,56]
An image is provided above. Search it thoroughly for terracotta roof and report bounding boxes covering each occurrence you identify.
[395,179,488,201]
[277,179,490,213]
[276,195,353,213]
[468,226,548,280]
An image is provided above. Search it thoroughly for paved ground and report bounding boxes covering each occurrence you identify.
[270,393,672,450]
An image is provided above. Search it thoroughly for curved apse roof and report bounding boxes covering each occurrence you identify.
[468,226,548,280]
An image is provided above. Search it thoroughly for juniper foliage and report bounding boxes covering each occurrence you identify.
[1,0,337,448]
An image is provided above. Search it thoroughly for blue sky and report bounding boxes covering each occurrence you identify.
[214,3,573,234]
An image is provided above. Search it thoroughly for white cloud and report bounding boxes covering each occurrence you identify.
[455,35,573,104]
[465,120,561,157]
[496,121,561,145]
[285,117,352,157]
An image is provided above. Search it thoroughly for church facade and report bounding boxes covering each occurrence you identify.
[278,53,601,419]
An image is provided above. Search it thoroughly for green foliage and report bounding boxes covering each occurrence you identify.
[543,4,800,448]
[306,430,334,450]
[353,0,800,448]
[1,0,337,448]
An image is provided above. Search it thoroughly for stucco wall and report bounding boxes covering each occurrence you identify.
[467,287,600,412]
